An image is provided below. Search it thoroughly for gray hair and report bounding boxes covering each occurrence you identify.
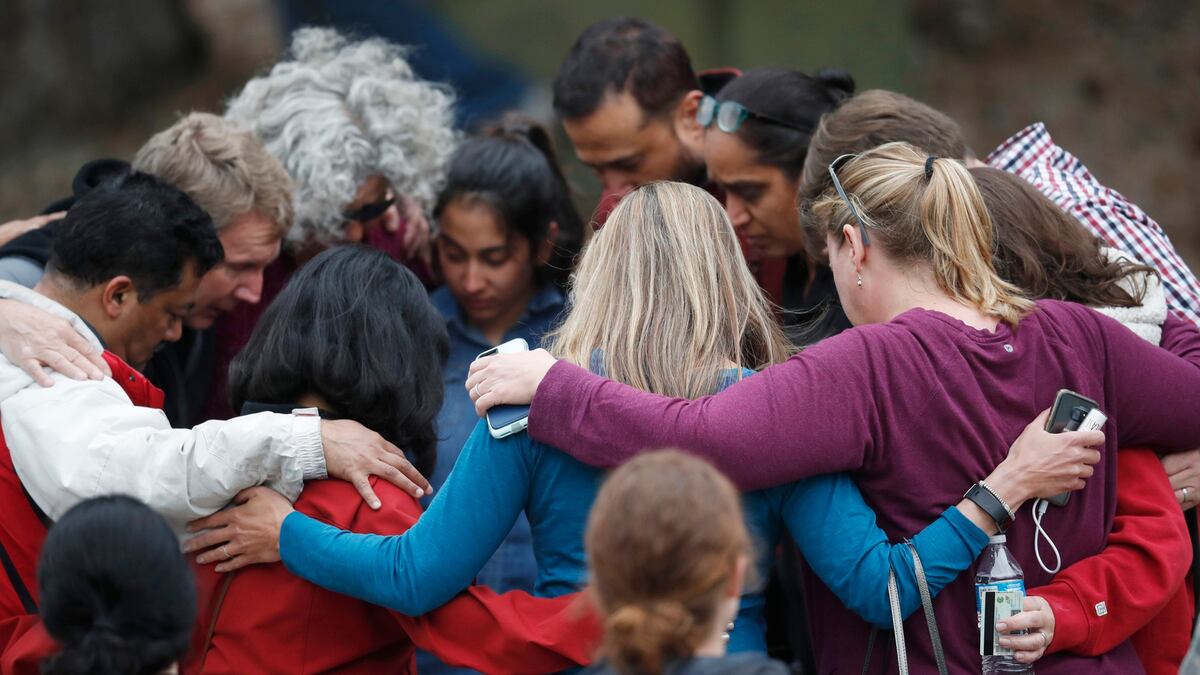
[225,27,457,247]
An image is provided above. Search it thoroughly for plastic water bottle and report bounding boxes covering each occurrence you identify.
[975,534,1034,673]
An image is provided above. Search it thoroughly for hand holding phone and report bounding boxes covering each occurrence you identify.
[475,338,531,439]
[1043,390,1106,506]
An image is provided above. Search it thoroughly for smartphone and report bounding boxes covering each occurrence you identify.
[1043,389,1103,506]
[476,338,531,439]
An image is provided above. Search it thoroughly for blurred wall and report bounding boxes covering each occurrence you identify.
[0,0,1195,268]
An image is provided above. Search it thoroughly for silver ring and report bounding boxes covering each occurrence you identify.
[1184,487,1191,503]
[221,545,232,561]
[1039,631,1049,648]
[472,384,480,398]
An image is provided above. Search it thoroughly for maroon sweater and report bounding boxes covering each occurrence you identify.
[527,300,1200,674]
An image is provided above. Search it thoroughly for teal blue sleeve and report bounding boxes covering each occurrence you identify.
[778,473,988,629]
[279,421,536,615]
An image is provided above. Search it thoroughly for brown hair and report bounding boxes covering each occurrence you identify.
[133,112,294,237]
[586,450,749,675]
[973,167,1155,308]
[799,90,966,239]
[810,142,1033,327]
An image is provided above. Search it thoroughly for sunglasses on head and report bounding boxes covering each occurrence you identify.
[827,153,871,246]
[343,196,395,224]
[696,94,806,134]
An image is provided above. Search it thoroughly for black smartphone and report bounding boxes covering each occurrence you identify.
[1043,389,1101,506]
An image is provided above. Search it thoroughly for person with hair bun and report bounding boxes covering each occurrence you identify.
[467,142,1200,673]
[581,450,786,675]
[2,495,196,675]
[700,66,856,343]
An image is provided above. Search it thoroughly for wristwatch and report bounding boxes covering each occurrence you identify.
[964,481,1015,532]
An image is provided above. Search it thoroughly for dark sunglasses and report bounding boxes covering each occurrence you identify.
[343,196,395,224]
[827,153,871,246]
[696,94,806,134]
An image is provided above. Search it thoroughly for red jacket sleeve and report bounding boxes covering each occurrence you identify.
[395,589,601,673]
[341,481,601,672]
[1030,448,1191,657]
[0,615,55,675]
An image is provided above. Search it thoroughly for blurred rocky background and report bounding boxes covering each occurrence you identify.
[1,0,1195,267]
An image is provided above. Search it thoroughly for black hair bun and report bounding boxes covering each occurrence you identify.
[814,67,856,100]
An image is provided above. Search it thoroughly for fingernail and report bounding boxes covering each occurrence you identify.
[215,565,227,573]
[371,500,381,509]
[996,622,1008,631]
[414,488,424,498]
[998,638,1012,647]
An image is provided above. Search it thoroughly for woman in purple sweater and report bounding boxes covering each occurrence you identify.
[467,142,1200,674]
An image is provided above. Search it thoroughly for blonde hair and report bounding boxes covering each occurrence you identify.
[133,112,293,237]
[810,142,1033,326]
[545,181,792,399]
[586,450,750,675]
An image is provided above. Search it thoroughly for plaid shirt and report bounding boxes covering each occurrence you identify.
[987,122,1200,326]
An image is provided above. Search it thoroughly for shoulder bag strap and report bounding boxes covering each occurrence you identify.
[907,541,949,675]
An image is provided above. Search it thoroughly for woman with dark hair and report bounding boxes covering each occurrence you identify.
[426,117,584,618]
[973,166,1198,675]
[700,67,855,342]
[33,495,193,675]
[182,246,595,674]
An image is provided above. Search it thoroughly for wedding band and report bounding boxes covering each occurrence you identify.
[221,545,232,561]
[1039,631,1048,648]
[472,384,480,398]
[1184,487,1191,503]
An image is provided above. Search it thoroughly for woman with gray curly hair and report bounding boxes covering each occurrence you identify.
[203,27,458,421]
[226,26,457,257]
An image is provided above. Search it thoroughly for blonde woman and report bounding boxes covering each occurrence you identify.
[204,181,1094,658]
[467,145,1200,673]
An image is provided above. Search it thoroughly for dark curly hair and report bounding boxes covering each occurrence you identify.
[228,245,449,475]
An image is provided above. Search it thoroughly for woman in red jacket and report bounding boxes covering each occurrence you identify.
[184,246,598,674]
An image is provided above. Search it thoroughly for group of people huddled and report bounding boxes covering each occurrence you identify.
[0,15,1199,675]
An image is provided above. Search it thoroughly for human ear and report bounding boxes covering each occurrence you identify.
[841,223,866,274]
[674,90,705,146]
[101,276,136,319]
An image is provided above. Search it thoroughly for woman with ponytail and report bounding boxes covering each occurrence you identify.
[699,66,856,342]
[467,142,1200,673]
[582,450,785,675]
[39,496,194,675]
[425,116,584,623]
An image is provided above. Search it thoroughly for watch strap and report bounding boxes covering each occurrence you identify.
[965,482,1014,532]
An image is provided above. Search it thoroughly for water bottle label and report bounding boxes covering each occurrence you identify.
[977,580,1026,657]
[975,579,1026,612]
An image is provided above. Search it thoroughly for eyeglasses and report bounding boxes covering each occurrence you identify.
[696,94,806,134]
[827,153,871,246]
[343,196,395,224]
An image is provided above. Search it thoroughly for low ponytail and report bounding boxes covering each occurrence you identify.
[809,141,1033,327]
[605,601,699,675]
[586,451,750,675]
[919,157,1033,326]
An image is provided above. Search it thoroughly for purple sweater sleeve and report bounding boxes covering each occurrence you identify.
[528,331,879,490]
[1160,314,1200,368]
[1094,309,1200,450]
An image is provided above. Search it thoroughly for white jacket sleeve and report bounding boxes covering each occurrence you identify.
[1,370,325,532]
